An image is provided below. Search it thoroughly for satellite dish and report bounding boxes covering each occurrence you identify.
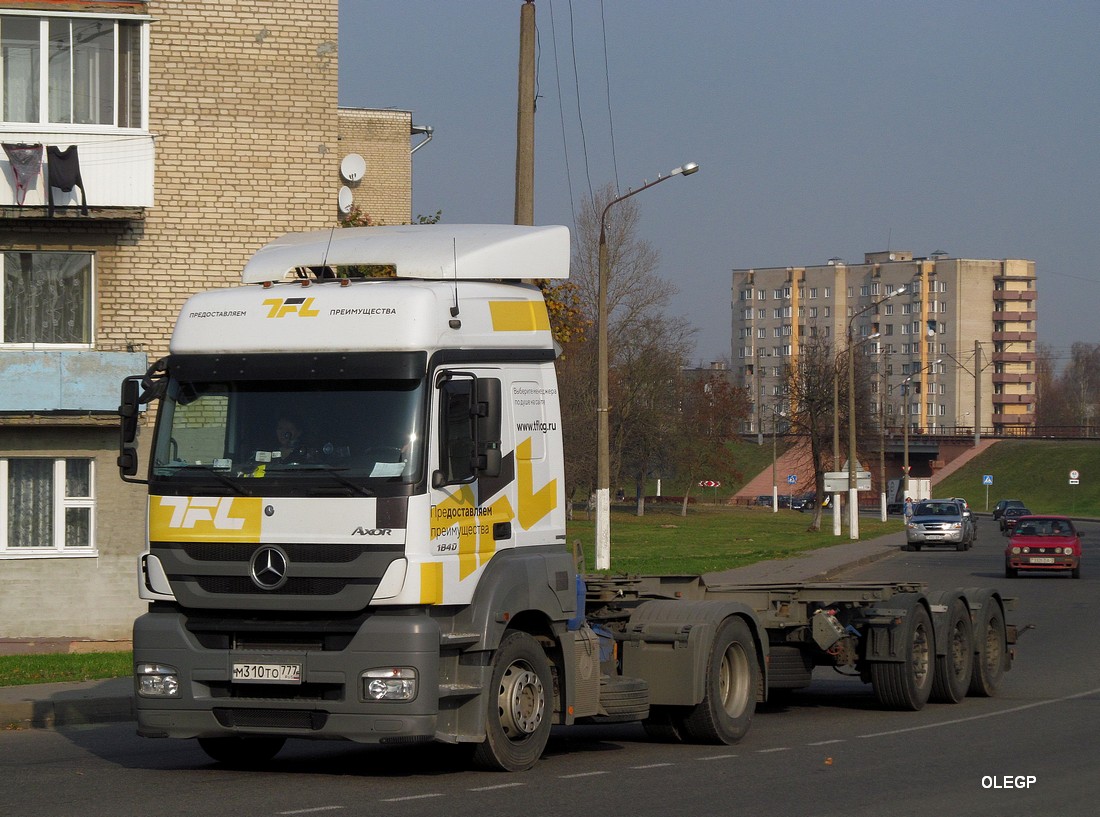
[340,153,366,182]
[338,186,353,214]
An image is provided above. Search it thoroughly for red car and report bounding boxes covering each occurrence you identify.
[1004,515,1081,579]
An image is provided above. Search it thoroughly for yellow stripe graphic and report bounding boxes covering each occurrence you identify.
[489,300,550,332]
[420,561,443,604]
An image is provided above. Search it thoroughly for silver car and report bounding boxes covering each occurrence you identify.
[905,499,974,551]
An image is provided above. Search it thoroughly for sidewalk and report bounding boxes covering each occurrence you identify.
[0,531,903,731]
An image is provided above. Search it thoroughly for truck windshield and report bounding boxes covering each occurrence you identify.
[150,377,425,496]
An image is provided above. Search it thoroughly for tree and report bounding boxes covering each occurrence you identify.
[783,335,879,531]
[672,370,751,516]
[558,183,695,514]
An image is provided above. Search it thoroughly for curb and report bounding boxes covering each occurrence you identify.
[0,679,133,730]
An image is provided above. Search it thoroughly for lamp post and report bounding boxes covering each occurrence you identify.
[771,403,785,512]
[846,288,904,540]
[902,358,942,499]
[595,162,700,571]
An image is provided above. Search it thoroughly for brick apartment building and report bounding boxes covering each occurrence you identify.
[732,251,1038,440]
[1,1,414,647]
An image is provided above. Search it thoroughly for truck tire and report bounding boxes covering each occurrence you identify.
[677,616,757,744]
[969,599,1007,697]
[931,599,974,704]
[197,736,285,767]
[871,603,935,711]
[472,631,553,772]
[588,677,649,723]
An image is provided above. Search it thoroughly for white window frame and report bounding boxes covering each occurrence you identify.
[0,457,96,558]
[0,9,151,131]
[0,251,95,348]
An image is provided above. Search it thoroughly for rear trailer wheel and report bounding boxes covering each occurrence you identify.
[472,631,553,772]
[931,600,974,704]
[969,600,1007,697]
[871,603,935,711]
[197,736,285,767]
[678,617,757,744]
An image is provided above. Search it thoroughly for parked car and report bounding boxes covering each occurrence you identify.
[1000,504,1032,533]
[790,492,818,511]
[905,499,974,551]
[1005,515,1081,579]
[993,499,1026,524]
[754,494,773,507]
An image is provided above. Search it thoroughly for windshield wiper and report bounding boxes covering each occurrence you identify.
[288,464,375,497]
[163,463,252,496]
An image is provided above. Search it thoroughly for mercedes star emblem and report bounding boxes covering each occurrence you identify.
[250,546,289,590]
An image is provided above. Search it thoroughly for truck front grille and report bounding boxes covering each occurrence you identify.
[213,707,328,731]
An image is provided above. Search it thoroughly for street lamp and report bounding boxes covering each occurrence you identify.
[771,402,786,512]
[846,288,905,540]
[902,358,942,499]
[595,162,700,570]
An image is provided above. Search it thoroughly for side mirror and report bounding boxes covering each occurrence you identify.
[118,376,143,480]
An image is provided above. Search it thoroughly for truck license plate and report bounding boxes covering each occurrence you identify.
[232,663,302,684]
[1029,557,1055,564]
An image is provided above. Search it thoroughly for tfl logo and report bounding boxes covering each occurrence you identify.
[263,297,320,318]
[158,496,246,529]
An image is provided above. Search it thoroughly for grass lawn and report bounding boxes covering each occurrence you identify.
[568,502,899,574]
[0,651,132,688]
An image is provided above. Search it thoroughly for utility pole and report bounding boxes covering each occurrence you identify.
[514,1,536,226]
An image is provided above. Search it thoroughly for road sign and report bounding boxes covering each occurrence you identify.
[824,471,871,492]
[1069,479,1080,485]
[1069,470,1080,480]
[699,480,721,488]
[982,474,993,486]
[787,474,797,485]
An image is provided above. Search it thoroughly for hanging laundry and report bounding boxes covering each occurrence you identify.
[3,143,44,206]
[47,144,88,216]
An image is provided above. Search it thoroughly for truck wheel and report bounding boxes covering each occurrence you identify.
[969,599,1006,697]
[472,631,553,772]
[871,603,935,711]
[931,599,973,704]
[197,736,285,767]
[678,616,757,744]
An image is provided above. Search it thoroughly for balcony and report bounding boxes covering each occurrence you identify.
[1,131,153,218]
[0,350,147,414]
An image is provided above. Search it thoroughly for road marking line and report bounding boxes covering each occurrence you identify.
[808,739,845,746]
[859,687,1100,739]
[469,783,526,792]
[756,747,791,753]
[631,763,673,769]
[278,808,345,815]
[380,794,445,802]
[699,754,738,761]
[559,771,609,779]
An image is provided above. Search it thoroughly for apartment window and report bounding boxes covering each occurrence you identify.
[1,458,95,556]
[757,289,766,301]
[773,326,781,338]
[1,13,146,128]
[757,309,766,320]
[823,307,830,318]
[773,289,783,300]
[884,304,894,316]
[902,303,912,315]
[860,285,870,297]
[823,287,831,298]
[809,307,818,318]
[2,251,92,346]
[809,288,818,299]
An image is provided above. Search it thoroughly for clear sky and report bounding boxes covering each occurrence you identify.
[339,1,1100,367]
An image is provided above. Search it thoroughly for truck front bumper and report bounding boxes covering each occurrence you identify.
[133,608,459,745]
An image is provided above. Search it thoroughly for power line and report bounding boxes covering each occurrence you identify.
[598,0,620,195]
[566,0,594,205]
[547,0,578,232]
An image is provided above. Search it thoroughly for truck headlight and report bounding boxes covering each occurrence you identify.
[362,667,417,701]
[136,663,180,698]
